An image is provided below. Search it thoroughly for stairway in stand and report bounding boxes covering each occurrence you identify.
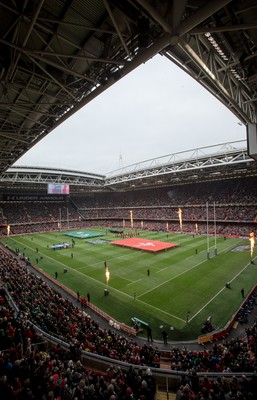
[156,386,176,400]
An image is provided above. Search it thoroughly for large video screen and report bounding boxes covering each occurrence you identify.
[47,184,70,195]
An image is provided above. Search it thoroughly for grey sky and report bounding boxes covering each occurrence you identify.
[15,54,246,175]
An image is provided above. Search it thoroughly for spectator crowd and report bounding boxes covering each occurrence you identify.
[0,177,256,237]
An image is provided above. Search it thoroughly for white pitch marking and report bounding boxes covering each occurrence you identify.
[128,278,142,286]
[189,258,255,323]
[140,241,243,297]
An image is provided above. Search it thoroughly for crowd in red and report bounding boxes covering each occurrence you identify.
[0,288,157,400]
[0,177,256,237]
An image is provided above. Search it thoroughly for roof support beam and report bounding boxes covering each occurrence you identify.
[103,0,131,59]
[9,0,46,82]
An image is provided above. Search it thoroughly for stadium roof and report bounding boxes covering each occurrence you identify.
[1,141,257,193]
[1,0,257,175]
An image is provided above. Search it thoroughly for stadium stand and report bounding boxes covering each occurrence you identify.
[1,178,257,399]
[0,178,257,237]
[1,0,257,397]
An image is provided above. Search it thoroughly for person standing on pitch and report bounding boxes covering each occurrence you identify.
[147,326,153,342]
[162,330,168,345]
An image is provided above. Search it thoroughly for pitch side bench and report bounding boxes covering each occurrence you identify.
[131,317,149,329]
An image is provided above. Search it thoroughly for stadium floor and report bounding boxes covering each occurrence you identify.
[4,244,255,352]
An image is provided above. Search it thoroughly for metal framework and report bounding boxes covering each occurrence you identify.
[0,1,257,176]
[1,141,256,193]
[104,140,256,188]
[0,166,105,189]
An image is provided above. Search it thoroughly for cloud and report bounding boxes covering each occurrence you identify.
[16,55,246,174]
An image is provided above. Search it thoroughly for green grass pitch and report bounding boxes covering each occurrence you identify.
[2,228,255,341]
